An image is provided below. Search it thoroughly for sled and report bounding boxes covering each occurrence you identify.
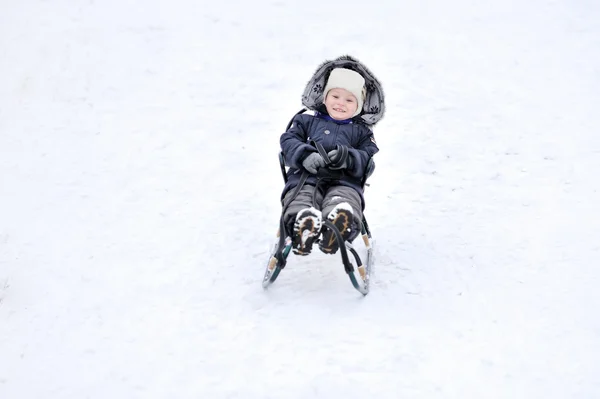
[262,109,375,295]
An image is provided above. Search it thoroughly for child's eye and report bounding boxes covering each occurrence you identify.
[332,95,339,99]
[346,98,354,103]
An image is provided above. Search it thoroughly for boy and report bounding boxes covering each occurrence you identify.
[280,56,385,256]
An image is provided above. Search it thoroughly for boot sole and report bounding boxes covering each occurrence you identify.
[320,209,352,255]
[292,211,321,255]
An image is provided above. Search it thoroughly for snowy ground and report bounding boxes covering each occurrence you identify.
[1,0,599,398]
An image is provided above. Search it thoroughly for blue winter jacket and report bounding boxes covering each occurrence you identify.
[280,112,379,209]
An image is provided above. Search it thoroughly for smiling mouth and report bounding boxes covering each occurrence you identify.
[333,108,345,112]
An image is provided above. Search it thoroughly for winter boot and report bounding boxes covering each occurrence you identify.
[292,207,322,256]
[319,203,353,255]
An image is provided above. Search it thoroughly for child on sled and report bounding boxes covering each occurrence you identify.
[279,55,385,256]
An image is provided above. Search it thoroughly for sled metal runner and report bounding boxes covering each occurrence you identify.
[262,108,375,295]
[262,217,374,295]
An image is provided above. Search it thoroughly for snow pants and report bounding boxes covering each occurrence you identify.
[282,184,362,241]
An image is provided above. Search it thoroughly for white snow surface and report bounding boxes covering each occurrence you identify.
[1,0,600,398]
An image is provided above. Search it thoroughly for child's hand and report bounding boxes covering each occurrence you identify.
[302,152,326,174]
[327,146,351,170]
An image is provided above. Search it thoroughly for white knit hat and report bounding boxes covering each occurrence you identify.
[323,68,366,117]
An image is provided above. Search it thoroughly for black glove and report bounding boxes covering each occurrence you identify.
[302,152,326,174]
[327,145,352,170]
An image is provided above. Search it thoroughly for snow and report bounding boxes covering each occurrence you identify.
[1,0,599,397]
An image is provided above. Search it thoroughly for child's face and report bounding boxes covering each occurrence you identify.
[324,88,358,120]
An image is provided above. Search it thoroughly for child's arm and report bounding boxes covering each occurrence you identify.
[280,115,315,169]
[346,130,379,178]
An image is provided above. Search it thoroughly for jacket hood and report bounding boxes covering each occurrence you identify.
[301,55,385,126]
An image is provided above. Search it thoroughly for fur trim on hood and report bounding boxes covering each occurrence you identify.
[301,55,385,126]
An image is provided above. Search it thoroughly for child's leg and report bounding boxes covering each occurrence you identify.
[319,186,363,254]
[281,185,324,255]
